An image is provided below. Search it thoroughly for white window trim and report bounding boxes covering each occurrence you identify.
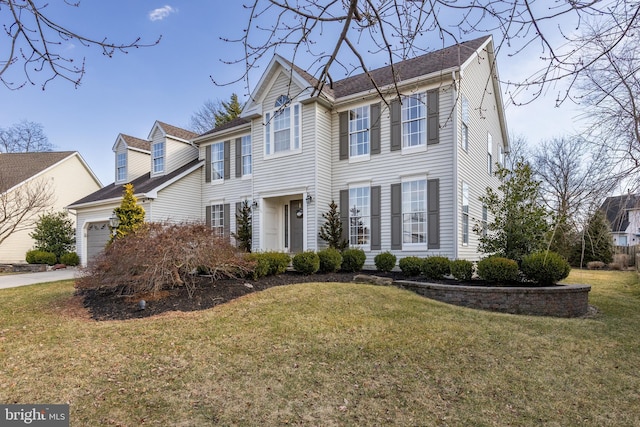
[401,175,428,250]
[401,92,427,152]
[347,183,372,251]
[152,141,165,174]
[462,181,470,246]
[210,141,224,183]
[116,152,127,182]
[348,105,370,160]
[209,202,225,236]
[461,96,470,152]
[264,102,302,159]
[241,134,252,177]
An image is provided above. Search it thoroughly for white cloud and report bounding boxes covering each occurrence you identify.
[148,5,177,22]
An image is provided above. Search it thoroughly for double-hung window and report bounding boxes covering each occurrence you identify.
[487,133,493,174]
[462,181,469,245]
[116,152,126,181]
[349,106,370,157]
[210,204,225,237]
[152,141,164,173]
[241,135,252,176]
[482,205,488,237]
[402,179,427,244]
[349,186,370,246]
[461,96,469,151]
[211,142,224,181]
[402,93,426,148]
[264,95,301,156]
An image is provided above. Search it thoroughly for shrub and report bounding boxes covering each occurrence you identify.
[341,248,366,272]
[422,256,451,279]
[59,252,80,266]
[374,251,396,272]
[450,259,474,281]
[317,248,343,273]
[262,251,291,275]
[292,251,320,275]
[25,250,57,265]
[29,211,75,261]
[399,256,424,277]
[245,253,270,279]
[587,261,605,270]
[476,256,519,283]
[521,251,571,286]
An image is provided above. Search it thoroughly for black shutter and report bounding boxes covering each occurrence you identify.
[427,89,439,145]
[427,179,440,249]
[224,140,230,180]
[390,98,401,152]
[235,138,242,178]
[224,203,230,239]
[390,183,402,250]
[340,189,349,246]
[205,205,212,227]
[205,145,211,183]
[370,103,381,155]
[339,111,348,160]
[371,186,381,250]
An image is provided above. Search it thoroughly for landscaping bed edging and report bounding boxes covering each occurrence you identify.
[395,280,591,318]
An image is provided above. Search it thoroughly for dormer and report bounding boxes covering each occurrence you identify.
[148,121,199,177]
[112,134,151,184]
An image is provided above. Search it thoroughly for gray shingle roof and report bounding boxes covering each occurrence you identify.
[157,122,198,141]
[121,134,150,152]
[601,194,640,232]
[0,151,76,193]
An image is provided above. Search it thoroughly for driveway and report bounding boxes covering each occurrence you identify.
[0,268,79,290]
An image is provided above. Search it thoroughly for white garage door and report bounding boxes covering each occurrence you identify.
[86,222,111,262]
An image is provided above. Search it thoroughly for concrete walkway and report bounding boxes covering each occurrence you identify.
[0,268,79,289]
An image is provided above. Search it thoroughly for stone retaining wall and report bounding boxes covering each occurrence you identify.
[395,280,591,318]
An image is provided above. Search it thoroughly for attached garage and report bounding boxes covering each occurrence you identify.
[86,222,111,262]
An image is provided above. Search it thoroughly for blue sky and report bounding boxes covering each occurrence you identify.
[0,2,582,185]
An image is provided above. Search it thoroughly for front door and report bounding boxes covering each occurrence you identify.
[289,199,304,253]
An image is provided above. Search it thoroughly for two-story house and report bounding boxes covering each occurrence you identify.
[601,193,640,246]
[68,122,202,263]
[194,35,507,264]
[70,35,508,267]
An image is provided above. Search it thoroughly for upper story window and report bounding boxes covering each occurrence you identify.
[402,178,427,244]
[241,135,252,176]
[402,93,426,148]
[461,96,469,151]
[349,106,370,157]
[349,186,371,246]
[487,133,493,175]
[264,95,301,157]
[211,142,224,181]
[152,141,165,173]
[116,152,126,181]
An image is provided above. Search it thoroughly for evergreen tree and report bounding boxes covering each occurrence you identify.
[215,93,243,128]
[474,159,550,264]
[232,199,252,252]
[570,209,614,266]
[29,211,75,261]
[111,183,145,241]
[319,200,347,250]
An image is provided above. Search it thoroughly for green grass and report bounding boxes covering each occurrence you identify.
[1,270,639,426]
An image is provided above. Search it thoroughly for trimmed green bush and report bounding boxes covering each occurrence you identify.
[476,256,519,283]
[59,252,80,266]
[422,256,451,279]
[399,256,424,277]
[263,251,291,275]
[292,251,320,275]
[450,259,474,281]
[317,248,343,273]
[521,251,571,286]
[25,250,57,266]
[245,253,269,279]
[341,248,366,272]
[374,251,397,272]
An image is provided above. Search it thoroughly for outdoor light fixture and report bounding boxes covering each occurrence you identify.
[306,194,313,203]
[108,211,120,236]
[252,200,259,209]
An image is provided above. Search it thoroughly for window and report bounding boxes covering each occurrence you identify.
[482,205,488,237]
[462,182,469,245]
[349,106,370,157]
[210,204,225,236]
[152,141,164,173]
[461,96,469,151]
[402,179,427,244]
[487,133,493,174]
[349,186,370,246]
[402,93,426,148]
[211,142,224,181]
[241,135,252,176]
[499,145,504,166]
[264,95,301,156]
[116,152,126,181]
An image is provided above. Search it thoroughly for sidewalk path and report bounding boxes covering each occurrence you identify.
[0,268,79,290]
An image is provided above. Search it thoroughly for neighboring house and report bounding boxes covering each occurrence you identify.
[0,151,102,264]
[70,35,509,267]
[68,121,201,265]
[601,194,640,246]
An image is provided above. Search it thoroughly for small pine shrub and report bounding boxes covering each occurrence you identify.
[25,250,57,265]
[476,257,519,283]
[521,251,571,286]
[292,251,320,275]
[374,251,396,272]
[399,256,424,277]
[263,251,291,275]
[317,248,343,273]
[59,252,80,266]
[450,259,474,281]
[341,248,366,272]
[422,256,451,279]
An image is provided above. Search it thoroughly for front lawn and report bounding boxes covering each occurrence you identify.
[1,270,639,426]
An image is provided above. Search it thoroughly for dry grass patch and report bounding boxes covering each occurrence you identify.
[0,271,639,426]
